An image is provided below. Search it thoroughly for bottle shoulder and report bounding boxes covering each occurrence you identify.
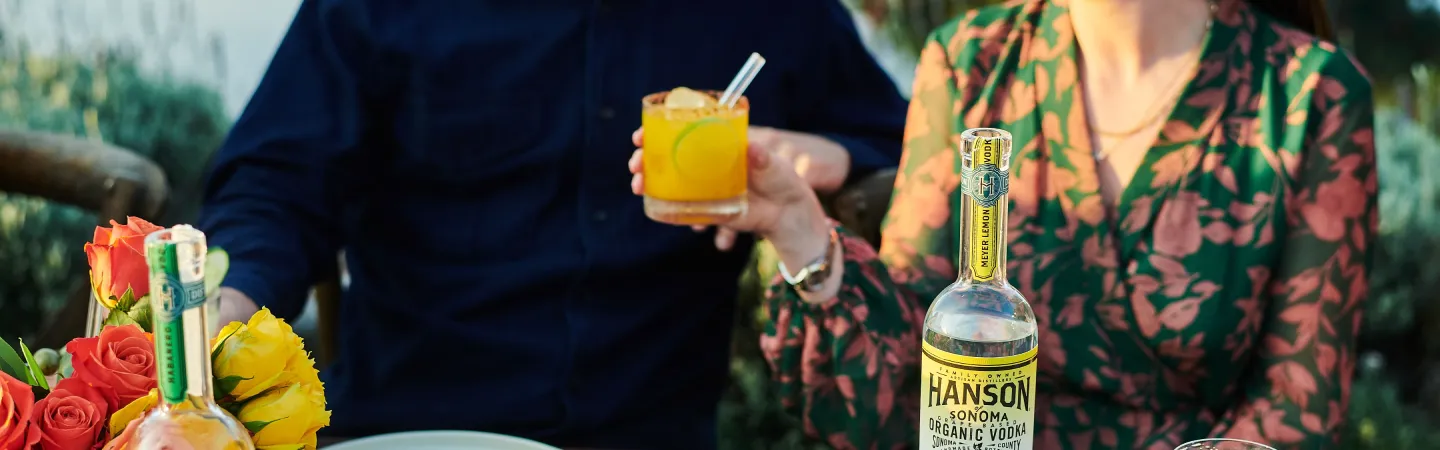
[926,280,1036,323]
[133,400,256,450]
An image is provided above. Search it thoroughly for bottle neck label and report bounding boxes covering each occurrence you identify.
[148,238,209,405]
[919,342,1037,450]
[962,136,1009,283]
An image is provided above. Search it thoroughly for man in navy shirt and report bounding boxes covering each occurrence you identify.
[199,0,906,447]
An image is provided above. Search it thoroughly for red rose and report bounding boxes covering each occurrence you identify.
[67,326,156,412]
[84,217,164,309]
[0,371,35,450]
[24,377,109,450]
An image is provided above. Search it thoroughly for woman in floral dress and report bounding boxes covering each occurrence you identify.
[630,0,1375,448]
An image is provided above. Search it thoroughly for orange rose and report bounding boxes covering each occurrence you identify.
[85,217,164,309]
[0,371,35,450]
[23,377,109,450]
[67,326,156,412]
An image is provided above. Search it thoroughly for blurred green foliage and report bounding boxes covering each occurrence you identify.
[1338,108,1440,449]
[0,35,229,341]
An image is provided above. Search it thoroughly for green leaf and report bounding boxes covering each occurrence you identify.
[243,418,281,435]
[129,299,154,333]
[18,340,48,390]
[206,247,229,297]
[102,309,140,329]
[214,374,250,399]
[113,287,138,312]
[0,338,26,380]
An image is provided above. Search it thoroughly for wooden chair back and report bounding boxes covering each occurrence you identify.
[0,128,168,348]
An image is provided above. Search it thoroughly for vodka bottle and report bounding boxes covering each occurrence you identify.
[919,128,1039,450]
[131,225,255,450]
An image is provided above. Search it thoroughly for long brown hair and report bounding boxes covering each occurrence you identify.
[1244,0,1336,40]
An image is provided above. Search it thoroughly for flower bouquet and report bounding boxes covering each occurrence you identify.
[0,217,329,450]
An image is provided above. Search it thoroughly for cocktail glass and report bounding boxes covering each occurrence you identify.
[640,88,749,225]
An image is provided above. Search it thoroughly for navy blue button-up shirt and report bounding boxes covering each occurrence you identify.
[198,0,906,447]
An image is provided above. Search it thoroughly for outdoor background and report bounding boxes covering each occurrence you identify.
[1,0,1438,448]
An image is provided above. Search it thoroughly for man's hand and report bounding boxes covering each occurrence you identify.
[215,287,260,336]
[749,126,851,194]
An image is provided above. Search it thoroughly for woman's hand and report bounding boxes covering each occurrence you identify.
[629,129,833,267]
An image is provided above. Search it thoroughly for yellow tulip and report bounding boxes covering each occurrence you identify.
[109,389,159,439]
[211,308,321,401]
[237,383,330,450]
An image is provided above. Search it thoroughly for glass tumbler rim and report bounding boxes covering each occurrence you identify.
[1174,438,1277,450]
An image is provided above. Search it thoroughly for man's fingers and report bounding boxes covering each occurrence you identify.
[628,149,643,173]
[632,128,644,147]
[715,228,738,251]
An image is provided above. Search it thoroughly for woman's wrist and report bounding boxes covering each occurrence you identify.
[764,194,833,270]
[762,193,846,303]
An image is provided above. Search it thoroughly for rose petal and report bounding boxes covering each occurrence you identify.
[92,226,112,247]
[85,243,115,305]
[0,371,36,449]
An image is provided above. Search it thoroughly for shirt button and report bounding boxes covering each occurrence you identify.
[592,211,608,221]
[598,107,616,119]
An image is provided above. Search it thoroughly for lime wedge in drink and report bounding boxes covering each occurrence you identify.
[205,247,229,296]
[671,118,744,183]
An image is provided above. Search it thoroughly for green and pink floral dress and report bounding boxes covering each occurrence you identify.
[760,0,1377,449]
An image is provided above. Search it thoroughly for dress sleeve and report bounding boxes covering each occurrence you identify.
[1210,55,1377,448]
[759,33,965,449]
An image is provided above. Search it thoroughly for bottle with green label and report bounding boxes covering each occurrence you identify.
[919,128,1038,450]
[131,225,255,450]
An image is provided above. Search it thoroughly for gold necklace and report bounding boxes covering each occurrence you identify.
[1091,1,1217,160]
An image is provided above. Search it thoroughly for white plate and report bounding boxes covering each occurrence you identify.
[323,430,561,450]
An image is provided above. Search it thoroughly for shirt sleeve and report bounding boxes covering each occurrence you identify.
[787,0,909,183]
[197,0,385,320]
[759,34,962,449]
[1209,53,1377,448]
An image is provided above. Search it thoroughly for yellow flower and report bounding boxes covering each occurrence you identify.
[237,383,330,450]
[109,389,159,439]
[210,308,321,401]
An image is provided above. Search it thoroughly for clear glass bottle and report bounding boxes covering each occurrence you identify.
[919,128,1039,450]
[132,225,255,450]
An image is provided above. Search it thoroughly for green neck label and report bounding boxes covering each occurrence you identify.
[148,241,207,405]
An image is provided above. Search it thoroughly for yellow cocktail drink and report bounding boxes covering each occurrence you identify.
[641,87,748,225]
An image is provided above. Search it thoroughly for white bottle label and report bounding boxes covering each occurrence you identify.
[919,342,1038,450]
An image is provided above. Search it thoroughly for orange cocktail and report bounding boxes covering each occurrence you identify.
[641,87,748,225]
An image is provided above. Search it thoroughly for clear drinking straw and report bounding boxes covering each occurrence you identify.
[718,52,766,108]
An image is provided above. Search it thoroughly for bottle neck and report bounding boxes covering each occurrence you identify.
[958,191,1009,284]
[149,243,215,407]
[957,137,1011,285]
[153,294,216,406]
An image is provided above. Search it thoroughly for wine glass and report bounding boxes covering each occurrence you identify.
[1175,438,1277,450]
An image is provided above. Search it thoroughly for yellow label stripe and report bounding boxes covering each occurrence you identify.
[921,341,1037,369]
